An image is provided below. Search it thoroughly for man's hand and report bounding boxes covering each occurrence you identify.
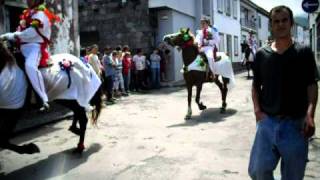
[303,113,315,138]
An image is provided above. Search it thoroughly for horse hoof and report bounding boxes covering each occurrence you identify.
[73,143,85,154]
[220,107,226,114]
[20,143,40,154]
[199,104,207,110]
[222,102,227,109]
[69,126,81,136]
[184,115,191,120]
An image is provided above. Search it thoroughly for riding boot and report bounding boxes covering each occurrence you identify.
[39,102,50,112]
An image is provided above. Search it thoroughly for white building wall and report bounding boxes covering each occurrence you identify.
[303,29,310,46]
[309,10,320,70]
[257,13,269,46]
[213,0,241,62]
[296,25,304,44]
[172,10,196,81]
[150,0,198,81]
[149,0,196,17]
[155,9,196,82]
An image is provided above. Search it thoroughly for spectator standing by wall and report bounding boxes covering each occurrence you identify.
[114,51,127,97]
[103,50,116,104]
[150,48,161,89]
[133,48,146,91]
[88,44,102,77]
[122,52,132,94]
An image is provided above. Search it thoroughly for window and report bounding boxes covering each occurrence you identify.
[225,0,231,16]
[217,0,223,13]
[234,36,239,56]
[226,34,233,60]
[219,33,225,52]
[258,15,261,28]
[232,0,238,19]
[202,0,211,16]
[241,35,247,43]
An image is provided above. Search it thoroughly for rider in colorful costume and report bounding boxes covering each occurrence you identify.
[0,0,60,111]
[195,17,220,80]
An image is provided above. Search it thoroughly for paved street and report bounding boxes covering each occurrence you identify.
[0,72,319,180]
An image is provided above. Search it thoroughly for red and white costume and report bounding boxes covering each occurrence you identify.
[195,26,220,74]
[1,7,56,104]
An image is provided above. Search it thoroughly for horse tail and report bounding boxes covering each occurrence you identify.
[90,86,102,125]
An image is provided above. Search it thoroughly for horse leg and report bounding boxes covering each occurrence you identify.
[0,109,40,154]
[246,63,250,78]
[55,100,86,153]
[68,114,81,136]
[195,83,206,110]
[73,105,87,154]
[220,77,230,113]
[185,85,192,120]
[214,76,226,113]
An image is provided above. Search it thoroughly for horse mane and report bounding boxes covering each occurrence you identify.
[0,41,16,72]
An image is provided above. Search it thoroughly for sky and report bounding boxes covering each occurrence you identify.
[250,0,308,17]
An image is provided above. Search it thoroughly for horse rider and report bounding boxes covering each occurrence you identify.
[195,16,220,80]
[0,0,59,111]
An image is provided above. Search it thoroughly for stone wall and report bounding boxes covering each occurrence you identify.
[0,0,80,55]
[79,0,154,52]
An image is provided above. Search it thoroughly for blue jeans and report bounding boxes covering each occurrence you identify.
[151,68,160,88]
[248,116,308,180]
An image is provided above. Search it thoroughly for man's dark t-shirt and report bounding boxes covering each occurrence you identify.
[253,44,319,119]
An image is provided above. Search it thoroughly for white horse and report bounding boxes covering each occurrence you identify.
[0,41,102,154]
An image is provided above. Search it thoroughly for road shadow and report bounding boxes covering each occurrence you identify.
[0,143,102,180]
[128,86,185,96]
[167,108,237,128]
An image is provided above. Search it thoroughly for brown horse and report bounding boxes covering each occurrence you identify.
[0,41,102,154]
[164,28,230,119]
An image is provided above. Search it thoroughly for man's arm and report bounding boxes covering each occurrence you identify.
[252,82,266,122]
[304,83,318,138]
[251,51,266,122]
[307,83,318,118]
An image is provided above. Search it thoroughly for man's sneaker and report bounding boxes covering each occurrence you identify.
[39,102,50,112]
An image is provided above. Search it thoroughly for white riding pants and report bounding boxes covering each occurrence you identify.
[20,43,48,103]
[200,46,215,74]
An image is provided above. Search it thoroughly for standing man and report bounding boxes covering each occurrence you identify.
[249,6,319,180]
[0,0,60,111]
[103,50,117,104]
[150,48,161,89]
[195,16,220,79]
[132,48,146,91]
